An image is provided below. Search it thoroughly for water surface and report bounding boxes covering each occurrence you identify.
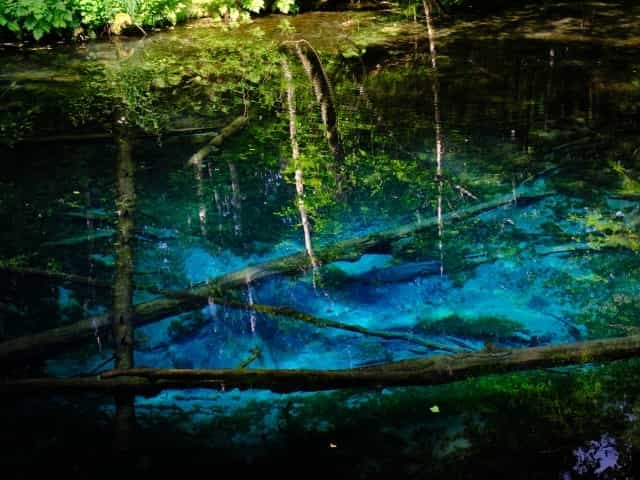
[1,2,640,477]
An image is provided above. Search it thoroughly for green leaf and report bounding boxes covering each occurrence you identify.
[429,405,440,413]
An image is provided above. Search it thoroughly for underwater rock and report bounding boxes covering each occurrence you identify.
[527,294,550,310]
[356,260,441,285]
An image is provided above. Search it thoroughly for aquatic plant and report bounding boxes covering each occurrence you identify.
[0,0,299,41]
[575,292,640,339]
[416,314,530,344]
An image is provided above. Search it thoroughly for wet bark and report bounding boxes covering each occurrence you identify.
[4,334,640,395]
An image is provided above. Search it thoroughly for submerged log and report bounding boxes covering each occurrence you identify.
[241,303,460,353]
[0,265,112,290]
[3,334,640,395]
[42,228,116,247]
[0,190,551,363]
[0,262,460,353]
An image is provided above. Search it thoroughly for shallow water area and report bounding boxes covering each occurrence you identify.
[1,1,640,477]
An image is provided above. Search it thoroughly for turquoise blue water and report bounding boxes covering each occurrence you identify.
[1,2,640,477]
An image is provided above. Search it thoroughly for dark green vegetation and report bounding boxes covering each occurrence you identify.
[0,0,558,42]
[5,360,640,477]
[0,0,297,40]
[1,0,640,477]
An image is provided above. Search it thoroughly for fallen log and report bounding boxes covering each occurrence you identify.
[42,228,116,247]
[0,262,460,353]
[3,334,640,395]
[0,265,112,290]
[0,190,551,363]
[213,191,552,284]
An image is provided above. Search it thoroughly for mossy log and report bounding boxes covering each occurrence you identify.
[0,190,551,363]
[0,265,112,290]
[0,263,460,353]
[113,135,136,370]
[3,334,640,395]
[41,228,116,247]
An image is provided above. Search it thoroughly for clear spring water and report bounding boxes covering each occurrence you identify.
[1,2,640,477]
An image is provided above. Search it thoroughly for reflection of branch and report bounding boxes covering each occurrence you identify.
[6,333,640,395]
[187,115,248,166]
[282,39,345,164]
[424,0,444,275]
[21,126,231,145]
[282,58,318,268]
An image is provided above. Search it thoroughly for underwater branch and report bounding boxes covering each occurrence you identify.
[0,190,552,363]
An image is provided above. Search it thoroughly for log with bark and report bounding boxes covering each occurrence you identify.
[3,334,640,395]
[0,190,552,363]
[0,261,462,354]
[41,228,116,247]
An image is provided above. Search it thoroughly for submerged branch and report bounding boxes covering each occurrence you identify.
[0,190,552,363]
[240,303,460,353]
[236,348,262,369]
[0,266,112,290]
[4,334,640,395]
[0,263,459,353]
[42,229,116,247]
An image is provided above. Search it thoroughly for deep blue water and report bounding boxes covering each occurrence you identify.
[1,2,640,477]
